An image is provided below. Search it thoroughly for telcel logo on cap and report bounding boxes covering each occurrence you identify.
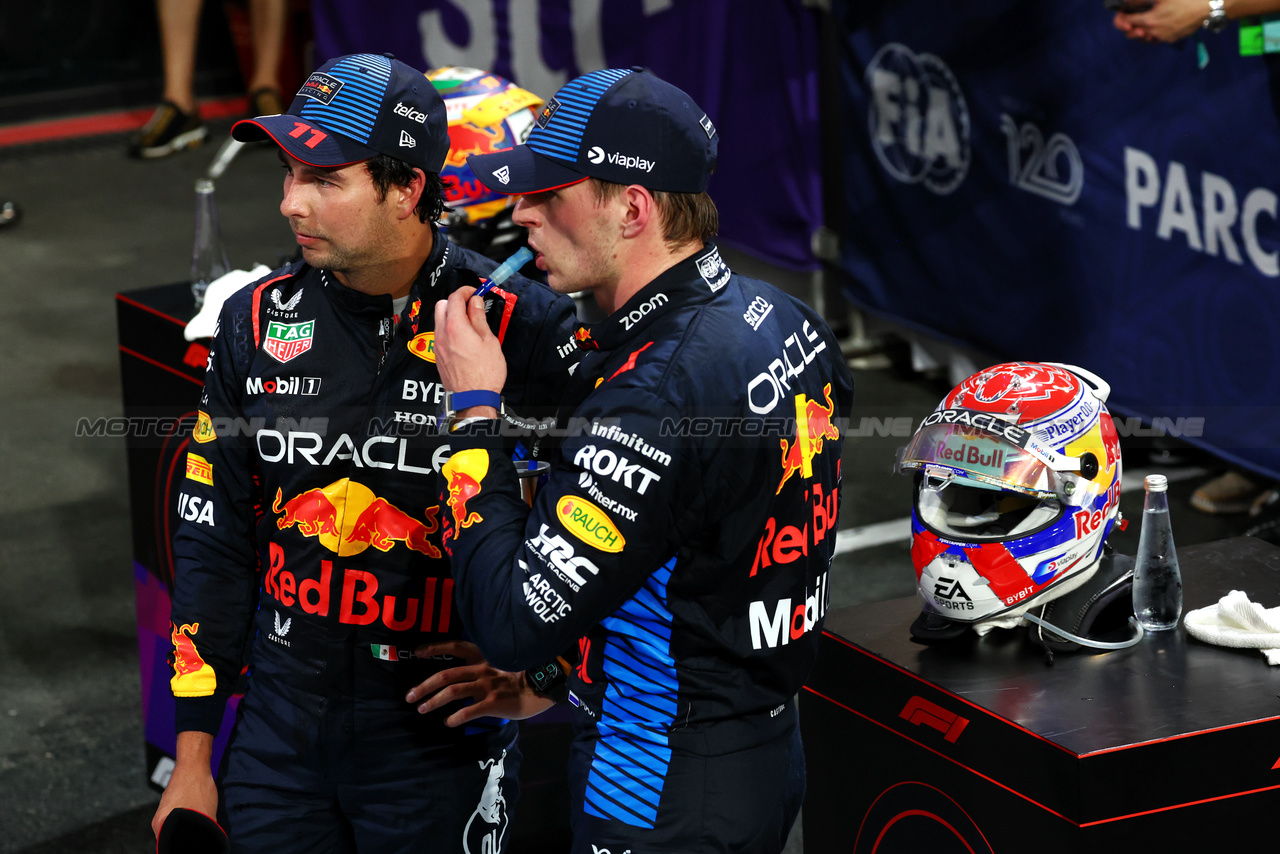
[394,102,428,124]
[299,73,343,105]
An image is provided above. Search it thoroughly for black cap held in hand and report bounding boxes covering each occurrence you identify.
[156,808,230,854]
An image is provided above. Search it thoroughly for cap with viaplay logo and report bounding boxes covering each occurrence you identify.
[231,53,450,174]
[468,67,717,195]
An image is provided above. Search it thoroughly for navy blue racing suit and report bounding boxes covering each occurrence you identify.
[439,243,855,853]
[168,234,577,853]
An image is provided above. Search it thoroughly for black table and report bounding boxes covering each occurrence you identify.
[801,537,1280,851]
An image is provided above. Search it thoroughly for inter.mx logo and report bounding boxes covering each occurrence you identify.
[866,42,970,195]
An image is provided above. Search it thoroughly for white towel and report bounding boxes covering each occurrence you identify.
[1183,590,1280,665]
[184,265,273,341]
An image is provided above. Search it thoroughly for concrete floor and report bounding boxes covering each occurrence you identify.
[0,122,1258,853]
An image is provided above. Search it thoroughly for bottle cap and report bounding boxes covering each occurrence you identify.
[1145,474,1169,492]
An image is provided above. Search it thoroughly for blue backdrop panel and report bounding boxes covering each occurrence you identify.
[836,1,1280,480]
[309,0,824,272]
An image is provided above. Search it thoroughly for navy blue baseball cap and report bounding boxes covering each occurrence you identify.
[232,53,450,174]
[468,67,717,195]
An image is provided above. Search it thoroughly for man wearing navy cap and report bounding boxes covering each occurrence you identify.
[152,53,577,853]
[427,68,855,853]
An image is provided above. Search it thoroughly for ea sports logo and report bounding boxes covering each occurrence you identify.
[587,146,605,164]
[866,42,970,195]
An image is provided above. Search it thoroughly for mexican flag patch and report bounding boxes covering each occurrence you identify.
[263,320,315,363]
[371,644,402,661]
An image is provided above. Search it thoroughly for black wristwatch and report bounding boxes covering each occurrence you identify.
[525,658,569,703]
[1203,0,1229,32]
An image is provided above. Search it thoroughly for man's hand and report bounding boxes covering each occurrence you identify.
[1114,0,1211,43]
[433,287,508,398]
[406,640,555,726]
[151,731,218,838]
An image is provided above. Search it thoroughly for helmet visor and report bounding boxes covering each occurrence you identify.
[914,476,1064,542]
[899,422,1057,498]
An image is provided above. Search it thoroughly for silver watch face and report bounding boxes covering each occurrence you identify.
[1205,2,1228,31]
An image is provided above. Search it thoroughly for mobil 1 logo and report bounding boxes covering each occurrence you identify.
[866,42,970,195]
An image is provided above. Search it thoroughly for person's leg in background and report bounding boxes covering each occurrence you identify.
[130,0,209,158]
[246,0,287,116]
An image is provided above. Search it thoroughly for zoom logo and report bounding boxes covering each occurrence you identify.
[866,42,970,195]
[588,146,605,164]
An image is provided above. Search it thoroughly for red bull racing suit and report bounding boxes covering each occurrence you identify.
[439,244,856,854]
[169,235,577,853]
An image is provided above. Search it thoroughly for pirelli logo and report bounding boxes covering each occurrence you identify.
[185,453,213,485]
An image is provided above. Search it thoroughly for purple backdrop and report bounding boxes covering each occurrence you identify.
[310,0,824,271]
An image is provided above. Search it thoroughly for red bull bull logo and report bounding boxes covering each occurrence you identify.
[777,383,840,494]
[170,622,216,696]
[350,499,442,558]
[574,326,598,350]
[274,479,441,557]
[444,122,507,168]
[443,450,489,531]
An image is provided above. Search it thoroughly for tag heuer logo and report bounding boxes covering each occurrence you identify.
[399,130,416,148]
[493,165,511,185]
[263,320,315,363]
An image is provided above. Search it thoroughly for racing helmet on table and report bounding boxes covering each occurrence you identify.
[896,362,1133,646]
[425,67,543,259]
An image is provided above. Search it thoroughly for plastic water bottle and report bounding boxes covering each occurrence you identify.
[1132,474,1183,631]
[190,178,230,310]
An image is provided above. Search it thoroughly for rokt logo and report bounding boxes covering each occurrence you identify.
[866,42,970,195]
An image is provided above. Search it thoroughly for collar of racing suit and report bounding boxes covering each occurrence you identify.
[571,241,728,353]
[316,227,454,339]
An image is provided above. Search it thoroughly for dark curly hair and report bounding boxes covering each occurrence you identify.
[365,153,447,224]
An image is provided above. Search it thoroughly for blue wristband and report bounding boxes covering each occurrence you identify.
[450,390,502,411]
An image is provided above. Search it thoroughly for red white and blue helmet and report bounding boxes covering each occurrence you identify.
[425,67,542,256]
[897,362,1123,630]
